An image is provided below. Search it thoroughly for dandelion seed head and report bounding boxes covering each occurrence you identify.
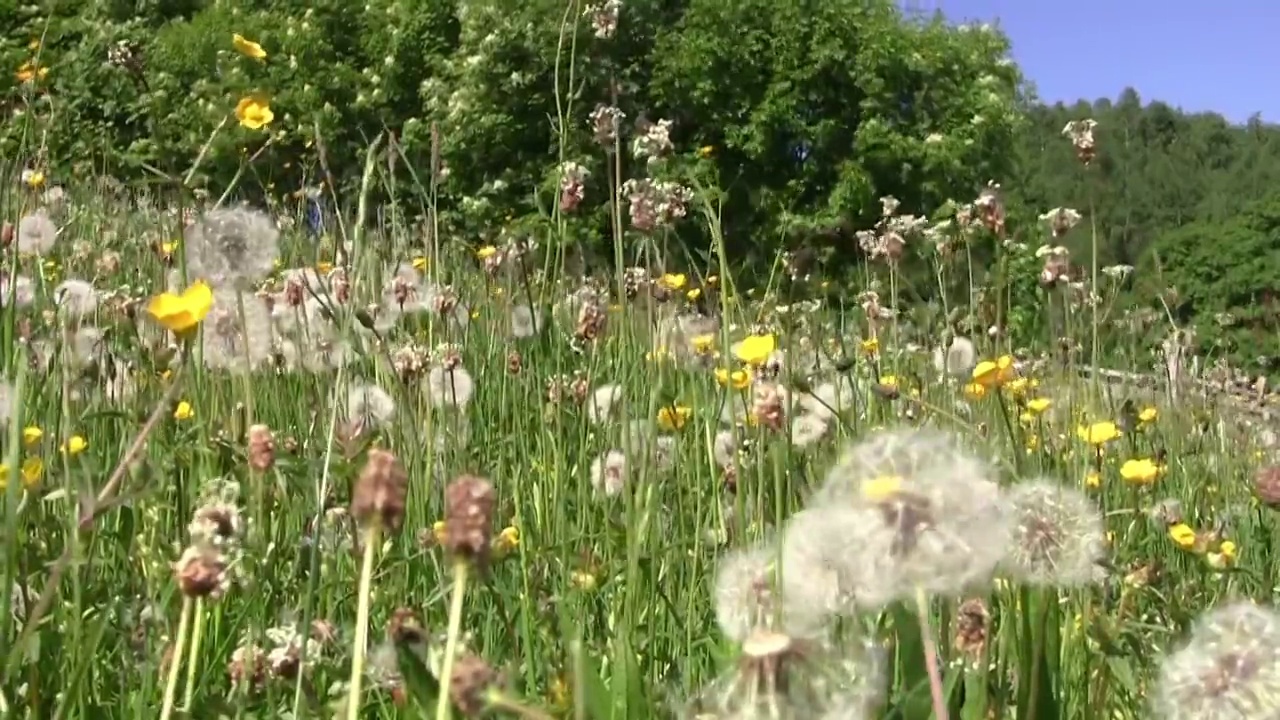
[1153,602,1280,720]
[791,414,831,448]
[184,207,280,288]
[427,365,475,409]
[933,336,977,377]
[202,290,275,372]
[0,274,35,308]
[54,279,99,318]
[590,450,627,496]
[589,383,624,425]
[347,383,397,429]
[16,210,56,254]
[1002,478,1107,587]
[813,427,1010,606]
[510,304,541,338]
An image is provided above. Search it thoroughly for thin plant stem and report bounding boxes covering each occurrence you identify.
[180,597,206,710]
[434,561,472,720]
[914,587,949,720]
[159,596,194,720]
[346,524,381,720]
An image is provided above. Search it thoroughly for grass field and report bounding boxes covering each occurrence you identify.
[1,159,1278,720]
[2,29,1279,714]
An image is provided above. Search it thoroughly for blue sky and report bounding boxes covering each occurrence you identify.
[913,0,1272,125]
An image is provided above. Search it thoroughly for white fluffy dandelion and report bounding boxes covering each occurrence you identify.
[426,365,475,410]
[184,206,280,288]
[933,336,977,377]
[790,414,831,448]
[201,290,275,372]
[1152,602,1280,720]
[589,384,624,425]
[809,427,1011,607]
[510,304,541,339]
[16,210,56,254]
[1001,478,1107,587]
[347,384,397,430]
[53,279,99,319]
[589,450,628,496]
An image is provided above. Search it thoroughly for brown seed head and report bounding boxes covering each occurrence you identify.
[506,349,522,376]
[387,607,427,647]
[953,598,990,661]
[247,424,275,473]
[175,545,229,599]
[449,654,499,717]
[351,449,409,533]
[1255,465,1280,509]
[443,474,496,564]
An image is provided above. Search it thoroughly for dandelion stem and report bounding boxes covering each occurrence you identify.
[435,560,471,720]
[346,524,380,720]
[913,587,949,720]
[180,597,206,710]
[159,596,193,720]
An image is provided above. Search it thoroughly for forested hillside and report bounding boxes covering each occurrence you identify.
[1008,89,1280,374]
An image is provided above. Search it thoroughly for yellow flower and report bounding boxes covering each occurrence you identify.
[21,169,45,189]
[645,347,674,363]
[1138,406,1158,424]
[15,61,48,83]
[61,435,87,455]
[432,520,447,545]
[691,334,716,354]
[686,288,702,302]
[1168,523,1197,550]
[1024,434,1040,452]
[476,245,498,260]
[411,256,428,271]
[715,367,752,390]
[1119,458,1163,485]
[962,382,987,401]
[735,334,776,366]
[657,405,693,431]
[22,426,42,446]
[1207,540,1237,569]
[174,401,194,421]
[570,570,597,591]
[1025,397,1052,414]
[972,354,1016,388]
[860,337,879,355]
[315,260,334,275]
[159,241,179,260]
[1005,377,1039,396]
[235,94,274,130]
[148,281,214,335]
[493,526,520,558]
[0,458,42,490]
[697,145,715,158]
[658,273,687,290]
[1084,470,1101,488]
[1076,421,1121,446]
[232,33,268,60]
[878,375,899,389]
[862,475,904,502]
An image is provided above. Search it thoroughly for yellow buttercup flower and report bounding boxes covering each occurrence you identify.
[0,457,43,490]
[691,334,716,355]
[1138,406,1158,424]
[1076,421,1121,446]
[15,61,48,83]
[715,367,752,390]
[686,288,702,302]
[860,337,879,355]
[174,401,194,421]
[411,256,428,271]
[1026,397,1052,414]
[22,426,42,446]
[1084,470,1101,489]
[61,435,87,455]
[315,260,334,275]
[657,405,693,431]
[658,273,687,290]
[235,94,274,130]
[697,145,715,159]
[972,354,1016,388]
[476,245,498,260]
[432,520,447,545]
[1168,523,1197,550]
[148,281,214,335]
[1119,458,1163,485]
[962,382,987,401]
[735,334,776,366]
[493,526,520,558]
[232,33,268,60]
[21,169,45,189]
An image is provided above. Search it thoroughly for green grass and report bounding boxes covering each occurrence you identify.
[0,164,1276,720]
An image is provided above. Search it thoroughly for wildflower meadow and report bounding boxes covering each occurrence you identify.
[3,2,1280,719]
